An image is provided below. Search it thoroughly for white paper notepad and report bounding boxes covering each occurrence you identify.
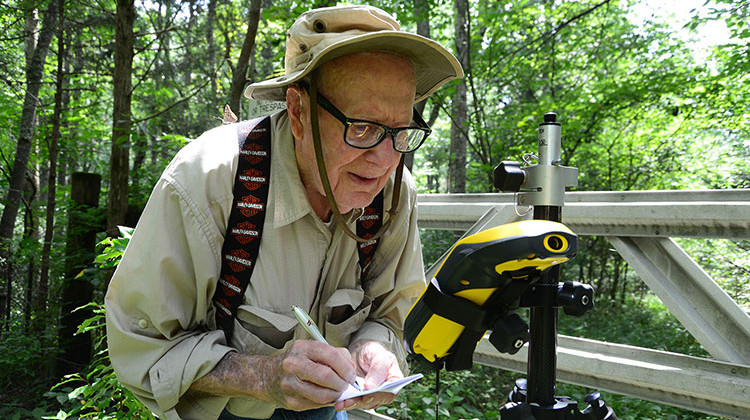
[337,373,424,402]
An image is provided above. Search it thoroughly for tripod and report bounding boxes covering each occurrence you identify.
[494,113,616,419]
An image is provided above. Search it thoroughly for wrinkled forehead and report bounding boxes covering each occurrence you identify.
[315,51,416,91]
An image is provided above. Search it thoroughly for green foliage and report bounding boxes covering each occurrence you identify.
[42,228,155,419]
[676,238,750,310]
[0,321,59,418]
[379,363,517,419]
[44,303,155,420]
[420,228,461,268]
[559,293,708,356]
[405,0,750,194]
[93,226,133,269]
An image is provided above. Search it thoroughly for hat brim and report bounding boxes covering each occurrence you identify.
[243,31,463,103]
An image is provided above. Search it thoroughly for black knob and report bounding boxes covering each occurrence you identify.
[584,392,601,405]
[508,378,528,404]
[558,281,595,316]
[494,161,526,192]
[489,313,529,354]
[583,391,619,419]
[544,112,557,123]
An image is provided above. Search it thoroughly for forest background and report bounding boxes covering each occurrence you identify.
[0,0,748,418]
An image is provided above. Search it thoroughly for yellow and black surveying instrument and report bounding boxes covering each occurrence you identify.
[404,113,617,419]
[404,219,577,368]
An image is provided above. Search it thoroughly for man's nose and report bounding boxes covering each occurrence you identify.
[366,134,399,165]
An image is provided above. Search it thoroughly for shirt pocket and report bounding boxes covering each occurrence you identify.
[323,288,372,347]
[232,305,297,354]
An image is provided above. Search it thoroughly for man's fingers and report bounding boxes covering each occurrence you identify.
[306,344,357,385]
[334,396,360,411]
[277,367,343,406]
[279,340,355,401]
[293,358,350,392]
[350,340,403,389]
[363,351,401,389]
[364,392,396,408]
[335,392,396,411]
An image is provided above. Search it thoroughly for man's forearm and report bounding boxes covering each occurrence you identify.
[189,340,362,412]
[189,351,277,401]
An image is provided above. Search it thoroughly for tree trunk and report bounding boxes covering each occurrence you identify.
[0,0,58,324]
[2,263,10,329]
[23,8,39,71]
[620,265,629,305]
[597,240,608,293]
[56,173,101,377]
[611,258,621,302]
[407,0,431,172]
[449,0,469,193]
[23,172,39,332]
[107,0,135,236]
[57,24,84,187]
[206,0,218,98]
[38,0,66,325]
[229,0,262,117]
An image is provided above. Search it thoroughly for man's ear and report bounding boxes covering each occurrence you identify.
[286,85,306,141]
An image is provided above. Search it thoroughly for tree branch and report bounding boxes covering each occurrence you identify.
[0,148,12,182]
[489,0,611,73]
[131,76,212,124]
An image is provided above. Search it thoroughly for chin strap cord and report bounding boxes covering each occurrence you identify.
[308,70,403,243]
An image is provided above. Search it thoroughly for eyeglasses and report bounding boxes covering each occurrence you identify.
[301,84,432,153]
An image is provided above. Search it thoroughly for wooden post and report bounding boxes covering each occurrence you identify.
[56,172,101,376]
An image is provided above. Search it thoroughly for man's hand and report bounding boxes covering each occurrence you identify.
[334,340,403,411]
[267,340,358,411]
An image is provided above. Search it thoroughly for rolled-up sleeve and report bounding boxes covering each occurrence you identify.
[105,172,234,418]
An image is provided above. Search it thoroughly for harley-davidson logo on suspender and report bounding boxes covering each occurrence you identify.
[231,221,259,244]
[239,168,268,191]
[357,192,383,274]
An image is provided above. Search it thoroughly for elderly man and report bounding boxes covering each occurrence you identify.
[105,5,462,420]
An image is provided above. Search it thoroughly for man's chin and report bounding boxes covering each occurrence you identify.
[337,192,380,213]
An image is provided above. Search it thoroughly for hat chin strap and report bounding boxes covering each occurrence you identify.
[309,72,403,244]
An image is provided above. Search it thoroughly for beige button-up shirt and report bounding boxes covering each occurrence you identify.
[105,112,426,419]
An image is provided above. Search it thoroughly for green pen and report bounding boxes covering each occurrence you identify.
[291,305,362,391]
[291,304,328,344]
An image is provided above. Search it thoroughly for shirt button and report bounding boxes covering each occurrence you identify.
[138,319,149,329]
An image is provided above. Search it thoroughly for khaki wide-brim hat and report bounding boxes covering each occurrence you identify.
[244,5,463,103]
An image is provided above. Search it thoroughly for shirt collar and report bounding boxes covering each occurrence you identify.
[269,111,314,228]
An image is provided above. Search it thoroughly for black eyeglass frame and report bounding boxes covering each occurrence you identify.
[298,82,432,153]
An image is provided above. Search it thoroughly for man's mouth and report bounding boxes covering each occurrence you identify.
[349,172,379,185]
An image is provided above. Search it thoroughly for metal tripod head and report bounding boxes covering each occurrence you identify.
[494,113,578,208]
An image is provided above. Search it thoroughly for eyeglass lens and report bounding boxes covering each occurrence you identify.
[346,123,426,152]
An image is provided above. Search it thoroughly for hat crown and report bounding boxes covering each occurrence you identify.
[243,4,462,102]
[285,5,401,75]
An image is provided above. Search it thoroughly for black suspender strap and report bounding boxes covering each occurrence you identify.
[214,117,272,338]
[357,191,383,276]
[213,116,384,339]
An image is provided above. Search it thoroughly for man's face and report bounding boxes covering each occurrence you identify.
[290,52,416,220]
